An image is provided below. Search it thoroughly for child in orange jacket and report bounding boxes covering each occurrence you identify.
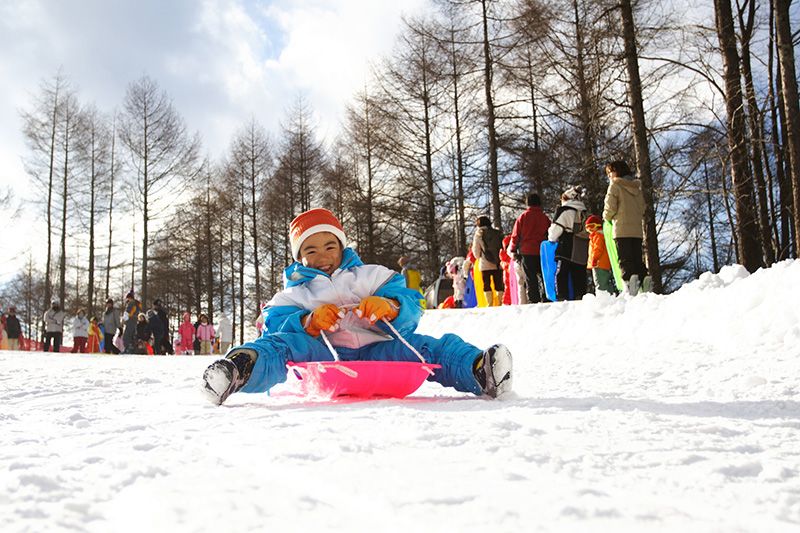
[585,215,615,294]
[87,317,102,353]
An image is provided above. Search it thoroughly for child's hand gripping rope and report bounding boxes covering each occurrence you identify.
[304,304,345,337]
[354,296,399,324]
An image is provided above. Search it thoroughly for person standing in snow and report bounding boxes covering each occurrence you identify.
[445,257,467,308]
[146,303,166,355]
[122,292,142,353]
[43,301,65,352]
[471,216,505,306]
[196,314,215,355]
[547,186,589,301]
[397,256,423,295]
[508,192,552,304]
[71,309,90,353]
[87,316,102,353]
[5,307,21,351]
[602,160,649,295]
[102,299,120,354]
[178,312,195,355]
[217,314,233,355]
[499,235,514,305]
[135,313,152,354]
[152,299,173,354]
[201,207,513,405]
[585,215,615,294]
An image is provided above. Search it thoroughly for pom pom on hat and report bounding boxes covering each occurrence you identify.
[289,208,347,261]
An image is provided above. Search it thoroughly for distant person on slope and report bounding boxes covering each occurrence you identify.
[585,215,615,294]
[602,160,649,295]
[471,215,504,306]
[5,307,22,351]
[547,186,589,301]
[43,301,65,352]
[71,309,90,353]
[509,192,551,304]
[178,312,195,355]
[201,208,513,405]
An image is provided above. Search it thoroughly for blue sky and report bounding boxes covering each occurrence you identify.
[0,0,429,282]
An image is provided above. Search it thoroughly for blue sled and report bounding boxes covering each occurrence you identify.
[540,240,558,302]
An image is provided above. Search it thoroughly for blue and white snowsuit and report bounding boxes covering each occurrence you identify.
[237,248,483,395]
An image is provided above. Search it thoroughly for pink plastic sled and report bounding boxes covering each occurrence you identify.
[287,360,440,398]
[286,317,439,399]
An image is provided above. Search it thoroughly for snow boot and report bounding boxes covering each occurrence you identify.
[626,274,640,296]
[201,349,258,405]
[473,344,513,398]
[641,275,652,293]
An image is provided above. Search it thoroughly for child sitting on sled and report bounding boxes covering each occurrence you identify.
[201,208,513,405]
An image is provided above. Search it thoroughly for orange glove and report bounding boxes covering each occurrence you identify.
[355,296,399,324]
[304,304,343,337]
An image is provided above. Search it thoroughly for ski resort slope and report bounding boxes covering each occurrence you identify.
[2,261,800,532]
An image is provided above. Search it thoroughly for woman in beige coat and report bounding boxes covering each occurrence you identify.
[602,160,648,294]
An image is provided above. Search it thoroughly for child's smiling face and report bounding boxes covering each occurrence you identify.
[299,231,343,275]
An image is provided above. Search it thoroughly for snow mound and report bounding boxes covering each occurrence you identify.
[1,260,799,532]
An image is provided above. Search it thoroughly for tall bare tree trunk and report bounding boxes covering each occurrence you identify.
[573,0,596,198]
[450,26,468,256]
[105,119,116,300]
[774,0,800,256]
[480,0,503,227]
[738,0,776,264]
[714,0,763,272]
[619,0,663,293]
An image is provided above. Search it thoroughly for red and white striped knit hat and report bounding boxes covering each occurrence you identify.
[289,208,347,261]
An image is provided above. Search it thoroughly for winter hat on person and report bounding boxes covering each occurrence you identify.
[125,291,134,299]
[562,185,585,201]
[289,208,347,260]
[585,214,602,231]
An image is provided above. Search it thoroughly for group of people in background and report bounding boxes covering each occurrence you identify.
[0,292,237,356]
[436,159,650,307]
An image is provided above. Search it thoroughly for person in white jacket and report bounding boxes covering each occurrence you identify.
[43,301,65,352]
[71,308,90,353]
[547,186,588,301]
[217,314,233,355]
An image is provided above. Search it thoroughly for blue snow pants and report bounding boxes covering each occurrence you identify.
[237,332,483,395]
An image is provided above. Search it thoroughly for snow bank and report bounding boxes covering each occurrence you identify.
[1,261,799,532]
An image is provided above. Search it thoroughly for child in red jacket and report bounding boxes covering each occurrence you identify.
[585,215,616,293]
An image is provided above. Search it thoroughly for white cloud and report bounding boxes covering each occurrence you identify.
[0,0,431,282]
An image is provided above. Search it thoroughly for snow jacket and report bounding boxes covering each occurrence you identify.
[445,257,467,301]
[102,307,120,334]
[471,225,502,271]
[263,247,423,350]
[136,320,151,342]
[72,316,90,338]
[547,199,587,243]
[603,176,645,239]
[588,231,611,270]
[196,323,216,342]
[147,309,166,336]
[5,315,21,339]
[217,315,233,343]
[178,313,195,350]
[509,206,551,256]
[44,308,65,333]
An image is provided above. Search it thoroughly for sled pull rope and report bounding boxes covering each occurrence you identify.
[381,318,427,365]
[319,330,340,361]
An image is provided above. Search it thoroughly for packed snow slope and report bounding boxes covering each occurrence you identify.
[2,261,800,533]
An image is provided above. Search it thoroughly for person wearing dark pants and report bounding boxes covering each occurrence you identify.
[509,193,552,304]
[556,260,587,301]
[603,160,650,295]
[42,301,65,353]
[102,298,120,354]
[520,254,545,304]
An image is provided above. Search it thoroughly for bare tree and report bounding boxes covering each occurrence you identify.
[714,0,763,272]
[619,0,663,292]
[773,0,800,255]
[119,75,201,305]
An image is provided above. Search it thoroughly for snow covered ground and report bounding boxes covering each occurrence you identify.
[2,261,800,532]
